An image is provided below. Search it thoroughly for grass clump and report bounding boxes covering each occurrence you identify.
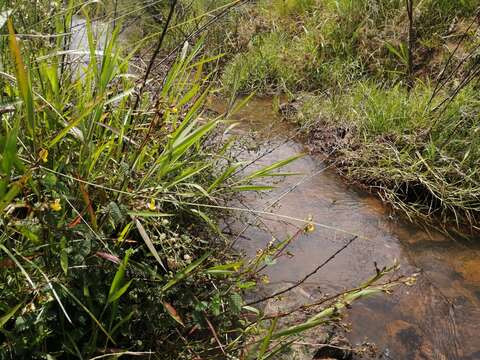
[0,7,241,356]
[291,81,480,230]
[271,0,316,16]
[222,32,295,94]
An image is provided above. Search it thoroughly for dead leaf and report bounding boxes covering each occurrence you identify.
[163,302,184,326]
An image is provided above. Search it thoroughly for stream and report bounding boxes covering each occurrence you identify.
[213,97,480,360]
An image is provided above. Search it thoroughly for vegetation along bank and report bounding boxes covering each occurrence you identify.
[218,0,480,233]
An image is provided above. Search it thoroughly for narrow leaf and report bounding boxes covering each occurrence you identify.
[163,302,184,326]
[162,251,211,292]
[59,283,116,344]
[134,218,167,272]
[0,302,23,329]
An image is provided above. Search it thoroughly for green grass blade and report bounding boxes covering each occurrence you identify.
[134,218,167,272]
[0,302,23,329]
[0,244,35,289]
[7,18,35,140]
[59,283,116,344]
[244,154,304,180]
[107,251,132,304]
[257,318,278,360]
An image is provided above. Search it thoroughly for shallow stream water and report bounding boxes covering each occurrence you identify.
[212,97,480,360]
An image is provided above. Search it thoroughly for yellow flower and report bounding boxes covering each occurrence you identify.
[170,106,178,114]
[304,214,315,233]
[148,198,156,211]
[50,199,62,212]
[305,223,315,233]
[39,148,48,163]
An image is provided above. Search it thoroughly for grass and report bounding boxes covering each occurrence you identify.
[216,0,480,231]
[289,81,480,230]
[0,1,408,359]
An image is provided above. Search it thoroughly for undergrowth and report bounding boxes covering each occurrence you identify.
[290,82,480,230]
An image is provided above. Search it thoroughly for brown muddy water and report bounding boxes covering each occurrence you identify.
[211,97,480,360]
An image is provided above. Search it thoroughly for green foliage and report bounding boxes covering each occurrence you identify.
[217,0,480,228]
[222,30,328,94]
[0,2,321,358]
[270,0,316,16]
[0,1,421,359]
[348,82,433,135]
[222,33,292,93]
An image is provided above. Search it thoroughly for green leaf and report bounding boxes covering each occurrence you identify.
[60,249,68,276]
[1,128,18,175]
[229,92,255,116]
[237,281,257,289]
[111,311,135,336]
[244,154,303,180]
[242,305,260,315]
[17,225,37,242]
[107,251,132,304]
[190,209,221,235]
[0,302,23,329]
[205,261,243,275]
[0,244,35,288]
[7,18,34,133]
[384,41,408,65]
[229,292,243,314]
[207,163,240,193]
[127,211,173,218]
[263,256,276,266]
[59,283,116,344]
[108,279,133,304]
[0,181,22,213]
[258,318,278,360]
[134,218,167,272]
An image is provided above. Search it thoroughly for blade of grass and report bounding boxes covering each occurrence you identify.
[0,302,23,329]
[257,318,278,360]
[7,18,35,144]
[134,217,167,272]
[0,243,36,289]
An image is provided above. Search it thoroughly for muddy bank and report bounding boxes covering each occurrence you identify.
[215,97,480,359]
[277,97,480,235]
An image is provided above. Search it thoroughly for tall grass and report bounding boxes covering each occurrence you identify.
[0,2,279,357]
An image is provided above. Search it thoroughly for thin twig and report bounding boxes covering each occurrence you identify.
[204,313,226,356]
[246,236,358,306]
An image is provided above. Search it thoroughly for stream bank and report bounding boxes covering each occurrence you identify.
[216,0,480,233]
